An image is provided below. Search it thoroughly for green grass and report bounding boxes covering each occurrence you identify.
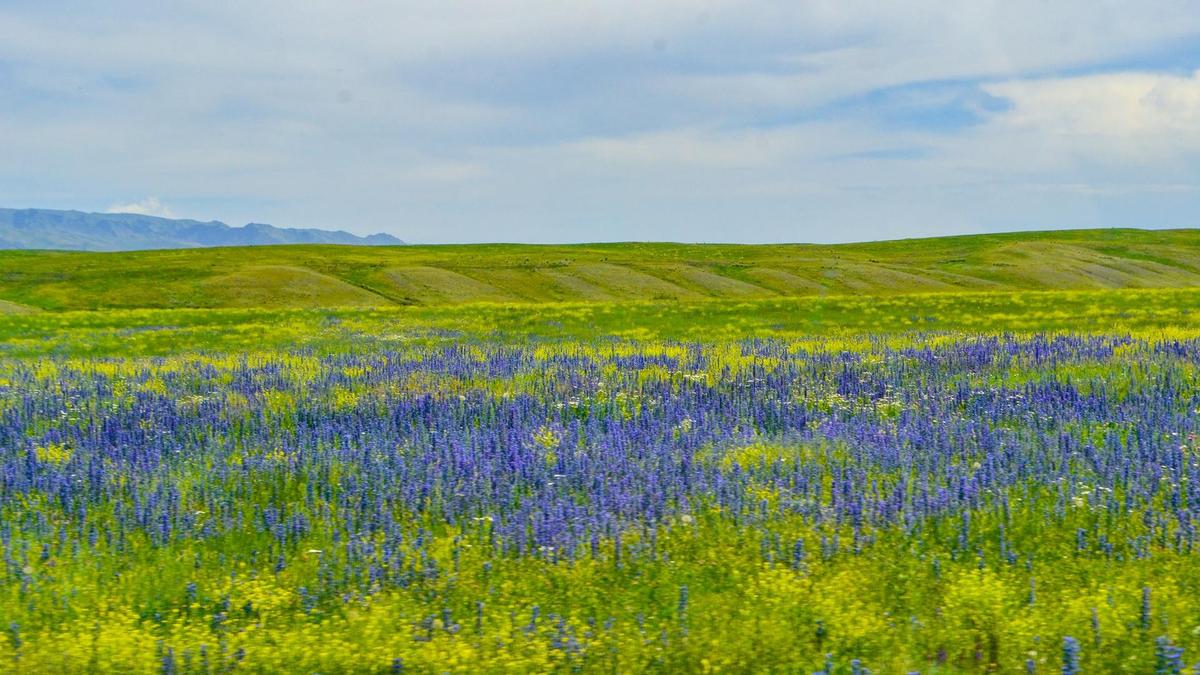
[3,228,1200,311]
[1,287,1197,358]
[0,298,36,314]
[6,231,1200,672]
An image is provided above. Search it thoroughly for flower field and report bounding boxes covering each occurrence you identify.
[3,320,1200,671]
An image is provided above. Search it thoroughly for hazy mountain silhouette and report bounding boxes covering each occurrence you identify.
[0,208,404,250]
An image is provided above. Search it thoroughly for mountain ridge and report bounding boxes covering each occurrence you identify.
[0,207,404,251]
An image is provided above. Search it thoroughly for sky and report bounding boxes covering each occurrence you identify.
[2,2,1199,244]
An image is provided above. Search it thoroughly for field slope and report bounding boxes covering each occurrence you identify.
[2,228,1199,310]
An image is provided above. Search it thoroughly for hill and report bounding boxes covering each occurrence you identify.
[1,228,1199,311]
[0,208,404,251]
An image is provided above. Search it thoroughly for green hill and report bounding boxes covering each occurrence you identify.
[2,228,1199,311]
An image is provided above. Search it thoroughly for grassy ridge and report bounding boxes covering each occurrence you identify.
[2,287,1197,358]
[2,228,1200,311]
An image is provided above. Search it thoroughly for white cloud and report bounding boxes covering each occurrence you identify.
[898,70,1200,176]
[984,70,1200,136]
[570,127,801,168]
[2,2,1200,242]
[566,120,929,171]
[106,197,175,218]
[652,3,1200,113]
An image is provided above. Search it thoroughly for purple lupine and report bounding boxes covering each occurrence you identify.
[1063,636,1081,675]
[2,334,1200,669]
[1156,637,1184,674]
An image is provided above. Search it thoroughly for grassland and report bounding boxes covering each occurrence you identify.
[2,228,1200,311]
[0,287,1196,358]
[4,311,1200,672]
[5,231,1200,672]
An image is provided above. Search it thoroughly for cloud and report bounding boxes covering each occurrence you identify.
[106,197,175,218]
[1018,182,1200,196]
[570,127,802,168]
[983,70,1200,141]
[403,161,488,182]
[2,2,1200,242]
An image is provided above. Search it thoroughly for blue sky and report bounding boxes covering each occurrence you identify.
[1,2,1199,243]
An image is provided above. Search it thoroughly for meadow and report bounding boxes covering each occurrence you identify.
[3,228,1200,312]
[3,237,1200,672]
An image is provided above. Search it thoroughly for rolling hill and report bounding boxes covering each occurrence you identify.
[0,208,404,251]
[1,228,1199,311]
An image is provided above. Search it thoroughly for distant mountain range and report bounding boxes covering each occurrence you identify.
[0,208,404,251]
